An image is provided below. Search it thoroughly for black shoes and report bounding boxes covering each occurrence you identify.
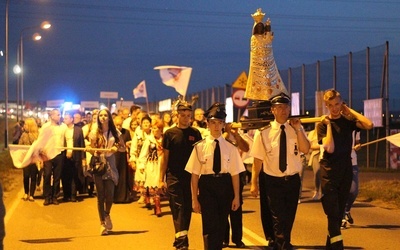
[346,212,354,224]
[341,212,354,229]
[52,199,59,205]
[43,199,51,206]
[234,241,245,248]
[223,241,246,248]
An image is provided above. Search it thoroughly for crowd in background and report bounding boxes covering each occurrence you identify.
[10,89,370,249]
[9,104,214,230]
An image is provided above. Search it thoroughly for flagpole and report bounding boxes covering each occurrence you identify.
[360,137,387,147]
[145,95,150,113]
[8,145,115,152]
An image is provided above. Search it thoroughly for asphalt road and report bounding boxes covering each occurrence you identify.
[3,169,400,250]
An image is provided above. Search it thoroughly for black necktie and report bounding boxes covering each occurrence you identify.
[279,125,287,173]
[213,139,221,174]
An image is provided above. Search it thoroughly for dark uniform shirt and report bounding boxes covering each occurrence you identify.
[317,116,358,183]
[163,126,202,175]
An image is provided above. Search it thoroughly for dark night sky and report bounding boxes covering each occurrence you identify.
[1,0,399,105]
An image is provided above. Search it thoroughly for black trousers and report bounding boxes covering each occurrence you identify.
[259,171,276,243]
[43,153,64,201]
[320,161,352,250]
[199,174,233,250]
[265,173,300,250]
[23,163,38,197]
[224,171,246,244]
[62,156,83,199]
[166,172,192,248]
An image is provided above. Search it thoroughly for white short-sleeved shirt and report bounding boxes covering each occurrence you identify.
[351,131,360,166]
[185,135,245,176]
[39,122,67,160]
[250,120,305,177]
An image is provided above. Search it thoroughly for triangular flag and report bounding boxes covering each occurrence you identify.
[232,71,247,89]
[154,65,192,97]
[133,80,147,99]
[387,133,400,147]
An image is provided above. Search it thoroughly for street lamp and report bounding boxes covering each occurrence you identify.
[4,0,10,148]
[17,21,51,121]
[16,32,42,120]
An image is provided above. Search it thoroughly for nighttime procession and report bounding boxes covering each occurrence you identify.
[1,1,400,249]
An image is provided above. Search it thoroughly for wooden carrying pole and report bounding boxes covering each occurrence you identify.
[231,116,322,129]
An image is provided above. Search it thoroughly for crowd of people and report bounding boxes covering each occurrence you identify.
[12,89,373,250]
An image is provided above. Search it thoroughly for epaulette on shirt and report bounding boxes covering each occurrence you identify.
[258,124,271,132]
[224,137,237,147]
[192,138,205,146]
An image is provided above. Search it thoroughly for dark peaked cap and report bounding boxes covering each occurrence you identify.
[205,102,227,120]
[270,93,291,105]
[177,101,192,111]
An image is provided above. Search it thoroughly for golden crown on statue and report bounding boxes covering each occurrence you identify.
[251,8,265,23]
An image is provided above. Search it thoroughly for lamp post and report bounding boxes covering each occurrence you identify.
[4,0,10,148]
[13,64,21,121]
[17,21,51,121]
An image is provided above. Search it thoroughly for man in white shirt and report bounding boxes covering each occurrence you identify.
[39,109,67,206]
[250,93,310,249]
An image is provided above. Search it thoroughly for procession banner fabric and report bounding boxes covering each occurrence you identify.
[154,65,192,97]
[9,145,111,169]
[386,132,400,148]
[133,80,147,99]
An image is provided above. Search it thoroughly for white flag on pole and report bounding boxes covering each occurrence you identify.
[133,80,147,99]
[386,133,400,147]
[154,65,192,97]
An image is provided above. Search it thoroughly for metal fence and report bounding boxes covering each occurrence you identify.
[138,42,396,170]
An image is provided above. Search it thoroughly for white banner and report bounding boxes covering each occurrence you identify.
[364,98,383,127]
[80,101,99,109]
[46,99,64,107]
[100,91,118,99]
[291,92,300,116]
[158,99,172,112]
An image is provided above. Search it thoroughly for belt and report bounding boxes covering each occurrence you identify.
[267,173,299,181]
[202,173,230,178]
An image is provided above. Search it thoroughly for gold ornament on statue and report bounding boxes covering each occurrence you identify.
[244,8,289,101]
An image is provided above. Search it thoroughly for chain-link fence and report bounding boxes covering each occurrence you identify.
[139,42,398,169]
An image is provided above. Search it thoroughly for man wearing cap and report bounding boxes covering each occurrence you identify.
[185,102,245,250]
[159,101,202,250]
[250,93,310,250]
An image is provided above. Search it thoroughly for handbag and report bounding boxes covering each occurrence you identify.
[89,154,108,176]
[89,130,111,176]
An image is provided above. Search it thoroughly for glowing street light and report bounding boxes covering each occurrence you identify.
[13,65,21,74]
[16,21,51,120]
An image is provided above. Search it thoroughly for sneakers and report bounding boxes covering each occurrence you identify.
[28,196,35,202]
[312,191,320,200]
[137,196,145,204]
[100,223,108,235]
[341,219,347,229]
[341,212,354,229]
[345,212,354,224]
[105,214,113,230]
